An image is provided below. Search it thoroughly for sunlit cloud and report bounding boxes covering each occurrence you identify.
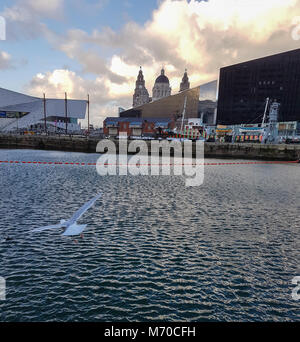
[0,50,14,70]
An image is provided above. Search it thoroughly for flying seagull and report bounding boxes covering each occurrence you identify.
[31,193,102,236]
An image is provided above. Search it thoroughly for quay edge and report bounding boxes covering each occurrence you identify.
[0,134,299,161]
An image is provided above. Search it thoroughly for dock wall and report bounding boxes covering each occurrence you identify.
[0,134,299,161]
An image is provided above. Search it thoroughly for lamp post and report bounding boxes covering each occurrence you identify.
[65,92,68,135]
[43,93,47,134]
[87,94,90,135]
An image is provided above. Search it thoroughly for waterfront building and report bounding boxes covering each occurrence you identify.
[179,69,190,92]
[199,80,218,125]
[152,68,172,101]
[124,70,216,127]
[121,86,200,121]
[103,117,174,137]
[132,67,150,108]
[277,121,300,137]
[198,100,217,125]
[0,87,86,133]
[217,48,300,125]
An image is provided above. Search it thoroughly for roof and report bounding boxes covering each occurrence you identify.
[155,75,170,84]
[221,48,300,70]
[155,69,169,84]
[0,100,42,112]
[0,87,87,119]
[0,87,39,107]
[104,117,172,127]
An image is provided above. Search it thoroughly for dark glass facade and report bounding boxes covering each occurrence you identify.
[217,49,300,125]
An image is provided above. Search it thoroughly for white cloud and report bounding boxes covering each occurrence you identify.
[24,0,63,17]
[0,50,13,70]
[25,69,131,128]
[1,0,64,39]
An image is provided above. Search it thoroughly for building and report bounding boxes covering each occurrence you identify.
[198,100,217,125]
[0,87,87,133]
[133,67,150,108]
[199,80,218,125]
[200,80,218,102]
[179,69,190,92]
[152,68,172,101]
[103,117,174,137]
[277,121,300,137]
[123,69,216,127]
[121,86,200,120]
[217,48,300,125]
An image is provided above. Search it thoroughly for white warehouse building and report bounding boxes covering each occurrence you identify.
[0,87,87,133]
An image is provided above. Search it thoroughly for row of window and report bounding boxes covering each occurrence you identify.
[0,111,29,119]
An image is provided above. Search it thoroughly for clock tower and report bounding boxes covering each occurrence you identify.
[133,67,150,107]
[180,69,190,92]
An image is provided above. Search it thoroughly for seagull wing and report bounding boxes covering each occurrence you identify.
[67,193,102,225]
[32,224,63,233]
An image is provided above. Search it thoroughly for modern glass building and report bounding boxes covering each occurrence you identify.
[199,80,218,125]
[217,49,300,125]
[0,87,87,132]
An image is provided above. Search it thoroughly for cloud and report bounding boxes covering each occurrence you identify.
[1,0,64,39]
[0,50,14,70]
[25,69,132,127]
[51,0,300,83]
[24,0,64,17]
[46,28,128,84]
[26,0,300,127]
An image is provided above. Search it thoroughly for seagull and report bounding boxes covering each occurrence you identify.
[31,193,102,236]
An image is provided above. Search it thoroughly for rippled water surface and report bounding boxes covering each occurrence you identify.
[0,149,299,322]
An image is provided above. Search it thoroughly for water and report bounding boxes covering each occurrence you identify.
[0,149,299,322]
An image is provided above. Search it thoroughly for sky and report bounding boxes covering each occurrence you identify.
[1,0,300,127]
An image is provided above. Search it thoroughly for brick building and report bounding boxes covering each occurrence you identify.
[103,117,174,137]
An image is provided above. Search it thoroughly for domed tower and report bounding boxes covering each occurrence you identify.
[152,68,172,101]
[180,69,190,92]
[133,67,150,107]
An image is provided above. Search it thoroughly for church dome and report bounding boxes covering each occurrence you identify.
[155,69,169,84]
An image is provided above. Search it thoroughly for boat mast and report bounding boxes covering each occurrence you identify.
[262,97,270,126]
[180,95,187,134]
